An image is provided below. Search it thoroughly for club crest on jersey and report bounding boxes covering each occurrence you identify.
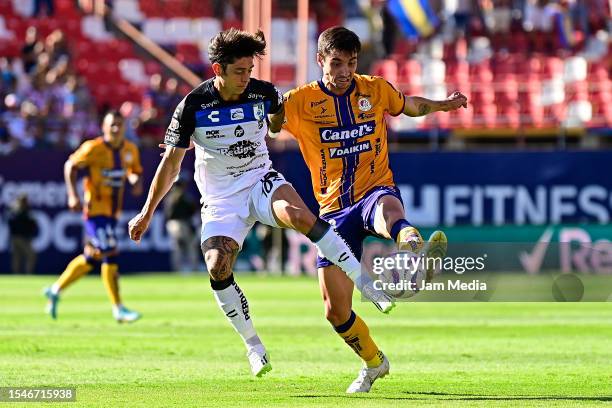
[328,141,372,159]
[358,97,372,111]
[230,108,244,120]
[318,121,376,143]
[253,102,265,121]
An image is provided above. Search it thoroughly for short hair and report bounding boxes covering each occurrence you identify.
[208,28,266,71]
[317,26,361,58]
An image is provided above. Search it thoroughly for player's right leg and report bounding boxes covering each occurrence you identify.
[318,265,390,393]
[259,177,393,312]
[373,193,447,282]
[202,235,271,377]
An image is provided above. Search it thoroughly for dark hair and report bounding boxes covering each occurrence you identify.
[208,28,266,71]
[317,26,361,57]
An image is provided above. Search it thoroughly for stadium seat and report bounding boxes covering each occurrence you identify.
[166,18,195,42]
[114,0,145,23]
[420,59,445,86]
[143,18,169,44]
[371,60,398,84]
[81,15,113,42]
[563,56,587,83]
[119,59,148,85]
[398,60,421,88]
[0,16,15,40]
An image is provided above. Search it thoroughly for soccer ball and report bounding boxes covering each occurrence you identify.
[375,251,426,299]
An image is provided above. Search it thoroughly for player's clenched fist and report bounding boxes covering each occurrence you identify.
[128,212,151,243]
[441,91,468,111]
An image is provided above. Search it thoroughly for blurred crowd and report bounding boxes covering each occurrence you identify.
[377,0,611,57]
[1,0,610,155]
[0,22,187,154]
[0,26,101,154]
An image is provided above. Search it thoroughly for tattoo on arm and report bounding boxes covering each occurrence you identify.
[201,236,240,281]
[418,104,431,116]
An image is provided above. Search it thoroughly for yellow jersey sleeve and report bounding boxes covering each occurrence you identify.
[69,140,96,168]
[376,77,405,117]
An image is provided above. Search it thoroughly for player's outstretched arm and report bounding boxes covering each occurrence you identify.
[128,146,186,242]
[403,91,468,117]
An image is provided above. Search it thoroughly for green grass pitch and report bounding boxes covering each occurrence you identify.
[1,274,611,407]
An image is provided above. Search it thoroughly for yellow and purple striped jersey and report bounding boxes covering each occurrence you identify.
[69,137,142,219]
[283,74,405,215]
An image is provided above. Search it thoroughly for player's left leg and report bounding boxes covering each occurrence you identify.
[318,265,389,393]
[260,173,393,312]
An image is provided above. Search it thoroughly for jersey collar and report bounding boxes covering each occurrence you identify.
[317,78,356,98]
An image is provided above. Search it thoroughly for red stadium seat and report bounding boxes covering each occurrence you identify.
[371,59,397,84]
[271,64,295,86]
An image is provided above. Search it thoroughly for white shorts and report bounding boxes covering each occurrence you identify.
[200,170,290,248]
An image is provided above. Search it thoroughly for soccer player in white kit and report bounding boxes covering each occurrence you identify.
[128,28,392,377]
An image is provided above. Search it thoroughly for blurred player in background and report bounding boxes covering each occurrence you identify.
[129,28,393,378]
[281,26,468,393]
[44,111,144,323]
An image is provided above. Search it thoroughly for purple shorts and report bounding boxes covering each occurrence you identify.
[84,216,118,253]
[316,186,403,268]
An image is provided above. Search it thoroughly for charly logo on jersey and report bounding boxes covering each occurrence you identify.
[208,110,220,122]
[230,108,244,120]
[123,152,133,163]
[318,120,376,143]
[328,141,372,159]
[218,140,261,159]
[234,125,245,138]
[358,97,372,111]
[253,102,265,121]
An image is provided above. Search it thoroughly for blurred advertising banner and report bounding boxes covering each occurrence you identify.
[1,149,612,273]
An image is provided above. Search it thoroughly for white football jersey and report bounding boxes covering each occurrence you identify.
[164,78,283,200]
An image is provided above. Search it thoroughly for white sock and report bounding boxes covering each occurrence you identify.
[314,228,363,282]
[212,281,258,348]
[50,283,60,295]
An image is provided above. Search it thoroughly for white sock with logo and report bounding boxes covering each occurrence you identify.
[312,226,363,282]
[212,278,259,349]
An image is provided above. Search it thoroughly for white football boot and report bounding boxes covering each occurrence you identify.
[424,230,448,283]
[246,344,272,377]
[346,354,390,393]
[356,276,395,314]
[43,287,59,320]
[113,305,141,323]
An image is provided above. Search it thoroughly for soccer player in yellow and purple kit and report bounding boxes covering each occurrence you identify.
[280,27,468,393]
[44,111,144,323]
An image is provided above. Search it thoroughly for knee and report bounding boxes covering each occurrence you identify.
[204,252,229,281]
[324,300,351,327]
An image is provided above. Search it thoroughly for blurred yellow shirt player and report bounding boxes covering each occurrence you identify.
[44,111,144,323]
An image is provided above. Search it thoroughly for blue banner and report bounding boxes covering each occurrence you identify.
[2,149,612,273]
